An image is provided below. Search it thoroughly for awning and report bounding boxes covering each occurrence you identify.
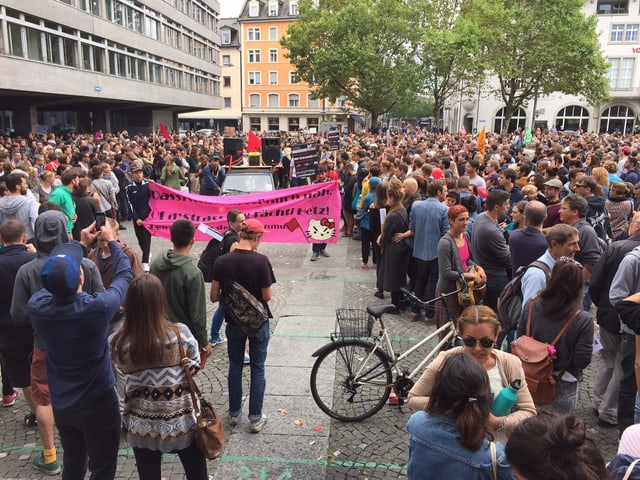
[351,114,365,126]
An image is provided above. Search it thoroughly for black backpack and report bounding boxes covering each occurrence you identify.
[497,260,551,333]
[197,232,231,282]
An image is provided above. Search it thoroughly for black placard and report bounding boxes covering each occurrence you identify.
[292,144,319,180]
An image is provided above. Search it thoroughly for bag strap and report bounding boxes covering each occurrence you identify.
[174,326,201,417]
[550,309,583,347]
[490,441,497,480]
[525,295,537,337]
[623,458,640,480]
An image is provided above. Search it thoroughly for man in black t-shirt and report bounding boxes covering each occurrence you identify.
[210,219,275,434]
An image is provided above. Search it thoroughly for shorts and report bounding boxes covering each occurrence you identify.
[0,327,33,388]
[31,347,51,406]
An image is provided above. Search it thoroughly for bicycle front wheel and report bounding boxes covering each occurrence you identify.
[310,339,392,422]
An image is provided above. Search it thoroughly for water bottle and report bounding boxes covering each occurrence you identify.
[491,379,521,416]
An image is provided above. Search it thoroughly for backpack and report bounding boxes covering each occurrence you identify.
[197,231,231,282]
[497,260,551,334]
[510,296,582,405]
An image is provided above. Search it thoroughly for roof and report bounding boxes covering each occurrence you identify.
[239,0,298,21]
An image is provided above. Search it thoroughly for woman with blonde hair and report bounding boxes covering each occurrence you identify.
[160,154,186,190]
[408,306,535,443]
[591,166,610,198]
[33,170,57,204]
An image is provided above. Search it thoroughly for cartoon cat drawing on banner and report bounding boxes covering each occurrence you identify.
[306,218,335,242]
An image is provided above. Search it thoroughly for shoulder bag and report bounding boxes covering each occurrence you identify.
[223,280,269,334]
[175,327,224,459]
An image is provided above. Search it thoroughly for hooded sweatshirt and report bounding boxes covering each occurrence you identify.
[150,250,207,348]
[586,195,612,241]
[0,195,38,239]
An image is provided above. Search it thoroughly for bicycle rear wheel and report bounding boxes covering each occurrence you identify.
[310,339,392,422]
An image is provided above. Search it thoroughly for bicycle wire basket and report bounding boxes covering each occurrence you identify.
[334,308,374,339]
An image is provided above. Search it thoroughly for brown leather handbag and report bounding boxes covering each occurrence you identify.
[175,329,224,459]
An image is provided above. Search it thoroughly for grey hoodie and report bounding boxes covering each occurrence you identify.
[0,195,38,239]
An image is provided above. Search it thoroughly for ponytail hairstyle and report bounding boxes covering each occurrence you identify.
[505,413,607,480]
[426,353,492,451]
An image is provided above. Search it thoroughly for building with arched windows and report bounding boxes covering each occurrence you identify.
[444,1,640,135]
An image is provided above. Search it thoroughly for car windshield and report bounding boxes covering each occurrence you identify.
[224,172,274,193]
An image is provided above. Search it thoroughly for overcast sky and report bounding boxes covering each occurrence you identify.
[219,0,242,18]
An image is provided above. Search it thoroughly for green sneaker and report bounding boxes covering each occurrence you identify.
[33,453,61,476]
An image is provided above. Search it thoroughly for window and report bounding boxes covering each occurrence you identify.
[248,49,261,63]
[248,71,261,85]
[307,118,319,130]
[250,117,261,130]
[223,76,231,87]
[268,1,278,16]
[597,1,629,14]
[269,49,277,63]
[222,54,231,66]
[600,105,636,134]
[8,23,24,58]
[249,0,259,17]
[221,28,231,45]
[308,95,319,108]
[249,94,261,107]
[555,106,590,131]
[609,57,635,89]
[269,27,278,41]
[248,27,260,41]
[268,94,279,107]
[269,71,278,84]
[289,71,299,84]
[268,117,279,130]
[288,94,300,107]
[145,16,158,40]
[224,97,231,108]
[80,0,100,15]
[290,1,298,15]
[288,117,300,131]
[610,23,638,42]
[493,107,527,134]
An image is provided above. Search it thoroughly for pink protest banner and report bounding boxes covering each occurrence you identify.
[145,181,341,244]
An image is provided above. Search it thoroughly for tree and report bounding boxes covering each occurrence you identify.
[388,97,434,122]
[463,0,609,132]
[282,0,424,129]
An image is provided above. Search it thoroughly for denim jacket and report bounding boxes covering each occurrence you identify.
[407,412,516,480]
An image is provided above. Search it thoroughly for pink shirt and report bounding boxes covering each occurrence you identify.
[458,238,470,270]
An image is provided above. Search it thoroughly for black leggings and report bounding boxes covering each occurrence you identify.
[360,227,380,265]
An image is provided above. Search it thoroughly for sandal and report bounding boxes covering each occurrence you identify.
[24,413,38,428]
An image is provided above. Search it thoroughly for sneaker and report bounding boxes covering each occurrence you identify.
[209,336,227,346]
[229,413,240,427]
[319,250,330,257]
[33,453,61,476]
[2,390,18,407]
[142,263,150,273]
[244,350,251,365]
[249,414,268,433]
[310,252,319,261]
[24,413,38,427]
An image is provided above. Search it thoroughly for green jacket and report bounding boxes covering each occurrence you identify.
[150,250,207,348]
[48,185,74,233]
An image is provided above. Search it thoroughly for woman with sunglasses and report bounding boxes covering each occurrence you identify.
[518,259,594,413]
[408,306,535,443]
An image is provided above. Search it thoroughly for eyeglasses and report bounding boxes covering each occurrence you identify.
[574,184,586,188]
[461,337,495,348]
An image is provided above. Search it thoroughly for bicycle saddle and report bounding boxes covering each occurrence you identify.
[367,304,398,318]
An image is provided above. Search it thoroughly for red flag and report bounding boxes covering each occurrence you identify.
[159,122,172,142]
[247,130,261,153]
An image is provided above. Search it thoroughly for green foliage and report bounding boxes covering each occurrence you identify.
[388,97,434,120]
[282,0,424,127]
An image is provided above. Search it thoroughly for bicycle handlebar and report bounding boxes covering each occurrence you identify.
[400,287,461,308]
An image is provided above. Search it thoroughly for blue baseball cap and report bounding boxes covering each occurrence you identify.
[41,243,83,297]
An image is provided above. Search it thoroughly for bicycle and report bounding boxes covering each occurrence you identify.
[309,287,462,422]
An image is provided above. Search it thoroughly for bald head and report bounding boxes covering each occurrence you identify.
[403,177,418,195]
[523,200,547,228]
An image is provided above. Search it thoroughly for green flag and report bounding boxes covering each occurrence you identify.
[524,128,532,146]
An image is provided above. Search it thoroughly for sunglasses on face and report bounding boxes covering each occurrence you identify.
[461,337,494,348]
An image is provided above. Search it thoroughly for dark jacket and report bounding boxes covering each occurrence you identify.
[0,244,35,329]
[125,180,151,221]
[586,195,612,240]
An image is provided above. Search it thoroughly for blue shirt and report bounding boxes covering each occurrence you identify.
[409,198,450,261]
[28,241,132,411]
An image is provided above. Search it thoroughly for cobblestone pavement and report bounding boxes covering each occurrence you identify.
[0,223,622,479]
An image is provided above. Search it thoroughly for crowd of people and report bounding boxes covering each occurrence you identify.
[1,126,640,477]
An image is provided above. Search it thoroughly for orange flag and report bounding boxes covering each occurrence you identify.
[477,126,486,157]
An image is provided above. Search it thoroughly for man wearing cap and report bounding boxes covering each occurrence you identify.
[543,178,564,229]
[210,219,275,433]
[125,160,152,271]
[200,155,224,196]
[27,221,132,479]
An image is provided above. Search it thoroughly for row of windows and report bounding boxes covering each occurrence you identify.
[3,18,218,95]
[247,49,281,63]
[248,0,298,17]
[244,26,280,42]
[610,23,638,42]
[248,116,318,132]
[597,1,632,14]
[55,0,218,64]
[247,93,320,108]
[247,71,299,85]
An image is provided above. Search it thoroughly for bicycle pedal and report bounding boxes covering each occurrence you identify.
[388,392,400,405]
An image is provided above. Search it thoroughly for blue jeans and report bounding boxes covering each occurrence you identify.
[209,304,225,343]
[226,320,270,421]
